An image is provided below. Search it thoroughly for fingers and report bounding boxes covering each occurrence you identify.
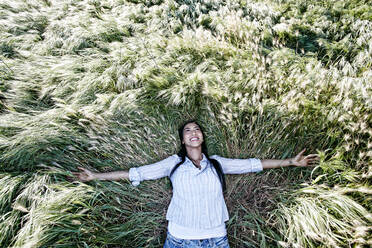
[303,155,320,167]
[294,152,319,167]
[294,148,306,161]
[305,154,319,158]
[297,148,306,156]
[72,167,92,182]
[72,168,87,176]
[77,167,93,176]
[72,172,85,180]
[307,161,319,166]
[77,167,90,173]
[65,176,75,182]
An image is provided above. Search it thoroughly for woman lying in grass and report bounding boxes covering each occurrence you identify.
[74,120,318,248]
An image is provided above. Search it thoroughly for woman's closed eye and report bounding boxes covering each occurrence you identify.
[184,128,200,132]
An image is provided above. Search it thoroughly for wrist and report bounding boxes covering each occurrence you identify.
[91,172,98,180]
[287,158,295,166]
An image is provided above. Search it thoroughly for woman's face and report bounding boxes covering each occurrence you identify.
[182,122,204,148]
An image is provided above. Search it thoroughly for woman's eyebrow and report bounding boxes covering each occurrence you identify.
[186,126,198,130]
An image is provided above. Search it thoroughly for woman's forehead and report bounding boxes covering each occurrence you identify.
[183,122,199,129]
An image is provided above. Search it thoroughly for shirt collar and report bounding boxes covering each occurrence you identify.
[185,153,208,170]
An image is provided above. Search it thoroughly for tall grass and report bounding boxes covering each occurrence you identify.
[0,0,371,247]
[0,174,28,247]
[274,185,372,247]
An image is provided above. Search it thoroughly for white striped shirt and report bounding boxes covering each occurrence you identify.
[128,154,262,229]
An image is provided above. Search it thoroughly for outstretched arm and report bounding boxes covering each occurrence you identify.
[73,155,179,184]
[261,149,318,169]
[73,167,129,182]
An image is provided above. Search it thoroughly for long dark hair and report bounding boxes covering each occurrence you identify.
[169,120,226,192]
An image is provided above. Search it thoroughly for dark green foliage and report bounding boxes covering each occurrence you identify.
[0,42,17,58]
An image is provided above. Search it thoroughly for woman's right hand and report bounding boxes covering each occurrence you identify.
[73,167,96,182]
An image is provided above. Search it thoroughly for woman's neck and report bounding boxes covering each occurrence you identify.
[186,147,203,167]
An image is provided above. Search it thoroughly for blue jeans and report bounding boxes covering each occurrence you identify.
[163,232,230,248]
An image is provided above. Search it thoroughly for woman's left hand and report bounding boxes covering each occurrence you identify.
[291,148,319,167]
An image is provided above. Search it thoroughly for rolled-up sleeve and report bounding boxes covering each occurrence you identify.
[210,155,262,174]
[129,154,180,186]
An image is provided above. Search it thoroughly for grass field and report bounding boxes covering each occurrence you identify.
[0,0,371,247]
